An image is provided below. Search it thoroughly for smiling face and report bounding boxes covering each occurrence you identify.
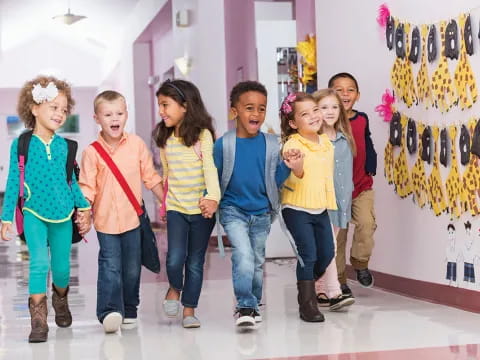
[318,95,341,129]
[157,94,186,135]
[31,92,68,135]
[231,91,266,138]
[330,77,360,115]
[288,99,322,140]
[95,98,128,144]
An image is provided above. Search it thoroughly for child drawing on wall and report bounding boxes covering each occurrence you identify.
[459,221,479,289]
[445,223,458,287]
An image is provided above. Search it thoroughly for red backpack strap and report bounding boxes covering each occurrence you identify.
[91,141,143,216]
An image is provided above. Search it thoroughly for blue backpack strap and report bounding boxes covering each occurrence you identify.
[221,130,236,196]
[215,131,237,258]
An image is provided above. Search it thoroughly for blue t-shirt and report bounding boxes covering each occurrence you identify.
[214,133,290,215]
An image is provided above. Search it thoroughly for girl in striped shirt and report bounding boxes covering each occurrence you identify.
[153,80,220,328]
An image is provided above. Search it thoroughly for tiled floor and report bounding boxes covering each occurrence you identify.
[1,230,480,360]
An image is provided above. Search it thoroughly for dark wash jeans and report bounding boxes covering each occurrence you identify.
[166,210,215,308]
[282,208,334,281]
[96,226,141,322]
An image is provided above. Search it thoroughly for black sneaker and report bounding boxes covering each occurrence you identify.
[235,308,255,327]
[341,283,354,296]
[356,268,374,288]
[253,309,262,323]
[329,294,355,311]
[316,293,330,307]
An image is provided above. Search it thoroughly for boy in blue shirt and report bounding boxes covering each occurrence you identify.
[213,81,302,327]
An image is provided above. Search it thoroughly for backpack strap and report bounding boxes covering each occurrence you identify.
[17,130,33,203]
[65,139,78,184]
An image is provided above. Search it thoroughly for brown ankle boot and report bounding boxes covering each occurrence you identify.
[28,296,49,343]
[297,280,325,322]
[52,284,72,327]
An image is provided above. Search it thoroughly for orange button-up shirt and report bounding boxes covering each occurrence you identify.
[79,132,162,234]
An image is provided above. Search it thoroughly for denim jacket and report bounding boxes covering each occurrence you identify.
[327,132,353,229]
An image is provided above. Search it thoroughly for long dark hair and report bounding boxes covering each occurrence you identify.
[153,79,216,148]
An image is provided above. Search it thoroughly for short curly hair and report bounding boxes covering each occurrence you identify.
[17,75,75,129]
[229,81,267,108]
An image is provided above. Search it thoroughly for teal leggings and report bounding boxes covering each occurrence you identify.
[24,212,72,294]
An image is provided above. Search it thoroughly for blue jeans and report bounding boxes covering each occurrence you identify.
[219,206,271,309]
[282,208,334,281]
[166,211,215,308]
[96,227,141,322]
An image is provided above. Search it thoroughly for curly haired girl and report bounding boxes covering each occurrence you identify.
[0,75,91,343]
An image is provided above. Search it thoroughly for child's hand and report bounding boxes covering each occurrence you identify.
[283,149,304,178]
[76,211,92,236]
[1,223,14,241]
[199,198,218,218]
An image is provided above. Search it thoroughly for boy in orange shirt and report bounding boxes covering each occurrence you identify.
[79,90,163,333]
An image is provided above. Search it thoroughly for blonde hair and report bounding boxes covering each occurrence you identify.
[93,90,126,114]
[17,75,75,129]
[313,88,356,156]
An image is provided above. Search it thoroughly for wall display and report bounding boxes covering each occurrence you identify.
[377,5,480,220]
[431,21,458,113]
[392,114,413,198]
[411,122,428,208]
[380,5,478,112]
[445,126,462,219]
[454,14,478,110]
[460,119,480,216]
[416,25,434,108]
[407,118,417,154]
[390,21,417,108]
[427,126,448,216]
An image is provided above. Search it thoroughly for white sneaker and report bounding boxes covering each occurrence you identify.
[103,312,122,333]
[253,309,262,323]
[121,318,137,330]
[235,308,255,327]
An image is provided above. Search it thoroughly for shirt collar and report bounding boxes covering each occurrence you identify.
[97,132,128,153]
[32,133,57,145]
[290,133,332,152]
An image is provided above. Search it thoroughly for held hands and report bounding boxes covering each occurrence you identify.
[283,148,305,178]
[1,222,14,241]
[75,210,92,236]
[199,198,218,219]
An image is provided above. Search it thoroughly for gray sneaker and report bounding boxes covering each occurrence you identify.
[182,316,201,328]
[163,299,180,317]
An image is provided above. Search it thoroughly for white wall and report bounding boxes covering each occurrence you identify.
[0,36,103,88]
[316,0,480,288]
[171,0,229,135]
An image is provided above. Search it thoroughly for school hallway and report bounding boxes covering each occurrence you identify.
[0,229,478,360]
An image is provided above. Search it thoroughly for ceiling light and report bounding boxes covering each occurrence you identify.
[52,6,87,25]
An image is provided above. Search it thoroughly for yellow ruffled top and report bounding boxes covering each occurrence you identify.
[281,133,337,210]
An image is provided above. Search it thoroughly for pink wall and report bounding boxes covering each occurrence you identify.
[295,0,315,41]
[224,0,258,109]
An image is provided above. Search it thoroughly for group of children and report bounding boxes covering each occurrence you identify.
[0,71,377,342]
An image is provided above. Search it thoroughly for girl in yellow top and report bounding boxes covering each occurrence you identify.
[153,79,220,328]
[280,92,336,323]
